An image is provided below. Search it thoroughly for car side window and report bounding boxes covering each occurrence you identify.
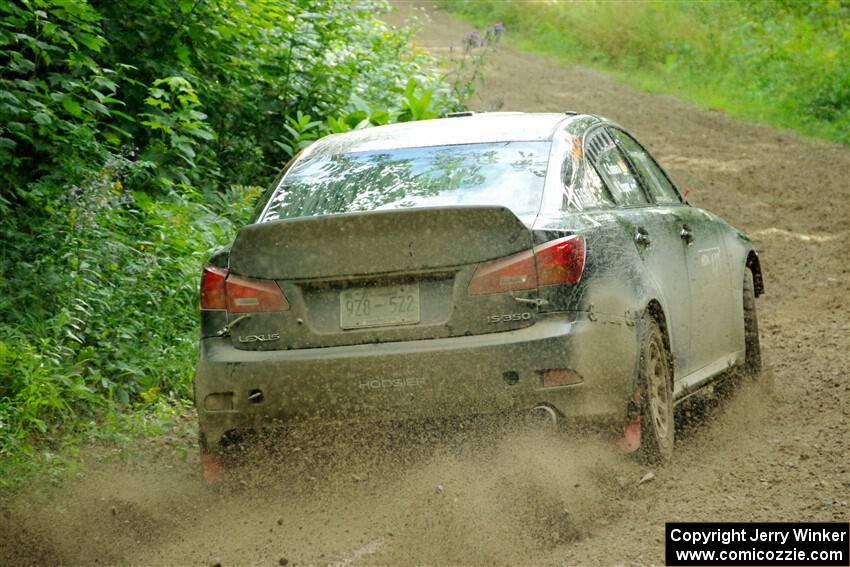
[559,147,616,211]
[612,130,681,204]
[585,129,648,207]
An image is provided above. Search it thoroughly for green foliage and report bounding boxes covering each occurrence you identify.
[0,0,471,480]
[139,76,217,188]
[442,0,850,145]
[397,78,441,122]
[0,0,119,204]
[88,0,459,182]
[0,156,258,460]
[274,111,324,156]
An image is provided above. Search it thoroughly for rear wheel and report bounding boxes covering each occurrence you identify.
[637,317,674,464]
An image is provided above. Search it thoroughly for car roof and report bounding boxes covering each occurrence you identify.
[307,112,579,157]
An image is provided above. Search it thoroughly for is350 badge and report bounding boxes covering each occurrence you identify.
[487,313,532,324]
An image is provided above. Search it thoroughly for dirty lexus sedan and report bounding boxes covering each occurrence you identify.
[194,112,763,466]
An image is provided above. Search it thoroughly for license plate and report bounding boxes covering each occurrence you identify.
[340,283,420,329]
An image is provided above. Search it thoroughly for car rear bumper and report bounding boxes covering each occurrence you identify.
[194,314,638,449]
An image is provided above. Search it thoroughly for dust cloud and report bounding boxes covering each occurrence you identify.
[2,418,646,566]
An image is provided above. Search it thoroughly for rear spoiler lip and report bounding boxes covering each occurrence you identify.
[255,204,536,224]
[249,207,539,239]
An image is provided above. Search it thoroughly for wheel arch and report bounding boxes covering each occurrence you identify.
[645,299,673,363]
[631,299,675,390]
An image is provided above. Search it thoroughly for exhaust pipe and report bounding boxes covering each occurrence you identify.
[527,405,559,427]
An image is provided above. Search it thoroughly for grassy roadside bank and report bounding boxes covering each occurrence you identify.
[440,0,850,145]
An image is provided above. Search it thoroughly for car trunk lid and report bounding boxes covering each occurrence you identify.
[224,206,540,350]
[230,206,532,279]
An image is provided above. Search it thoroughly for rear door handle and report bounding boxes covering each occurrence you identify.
[680,224,694,245]
[634,229,650,247]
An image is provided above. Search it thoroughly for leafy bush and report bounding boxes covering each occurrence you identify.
[0,0,466,470]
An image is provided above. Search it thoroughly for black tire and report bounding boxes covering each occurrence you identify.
[714,268,764,400]
[637,317,675,464]
[743,268,762,375]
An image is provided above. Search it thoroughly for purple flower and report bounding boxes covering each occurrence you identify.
[494,22,505,32]
[462,31,482,50]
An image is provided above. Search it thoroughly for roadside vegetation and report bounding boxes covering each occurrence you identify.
[0,0,490,491]
[442,0,850,145]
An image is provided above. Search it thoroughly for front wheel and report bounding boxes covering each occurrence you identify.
[637,317,675,464]
[716,268,764,399]
[743,268,762,375]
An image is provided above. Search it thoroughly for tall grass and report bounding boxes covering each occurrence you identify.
[442,0,850,144]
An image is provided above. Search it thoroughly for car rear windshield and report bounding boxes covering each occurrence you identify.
[259,141,550,222]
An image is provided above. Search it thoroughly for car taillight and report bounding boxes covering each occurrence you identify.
[467,249,537,295]
[534,235,586,287]
[225,273,289,312]
[199,264,289,312]
[200,265,227,309]
[468,235,585,295]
